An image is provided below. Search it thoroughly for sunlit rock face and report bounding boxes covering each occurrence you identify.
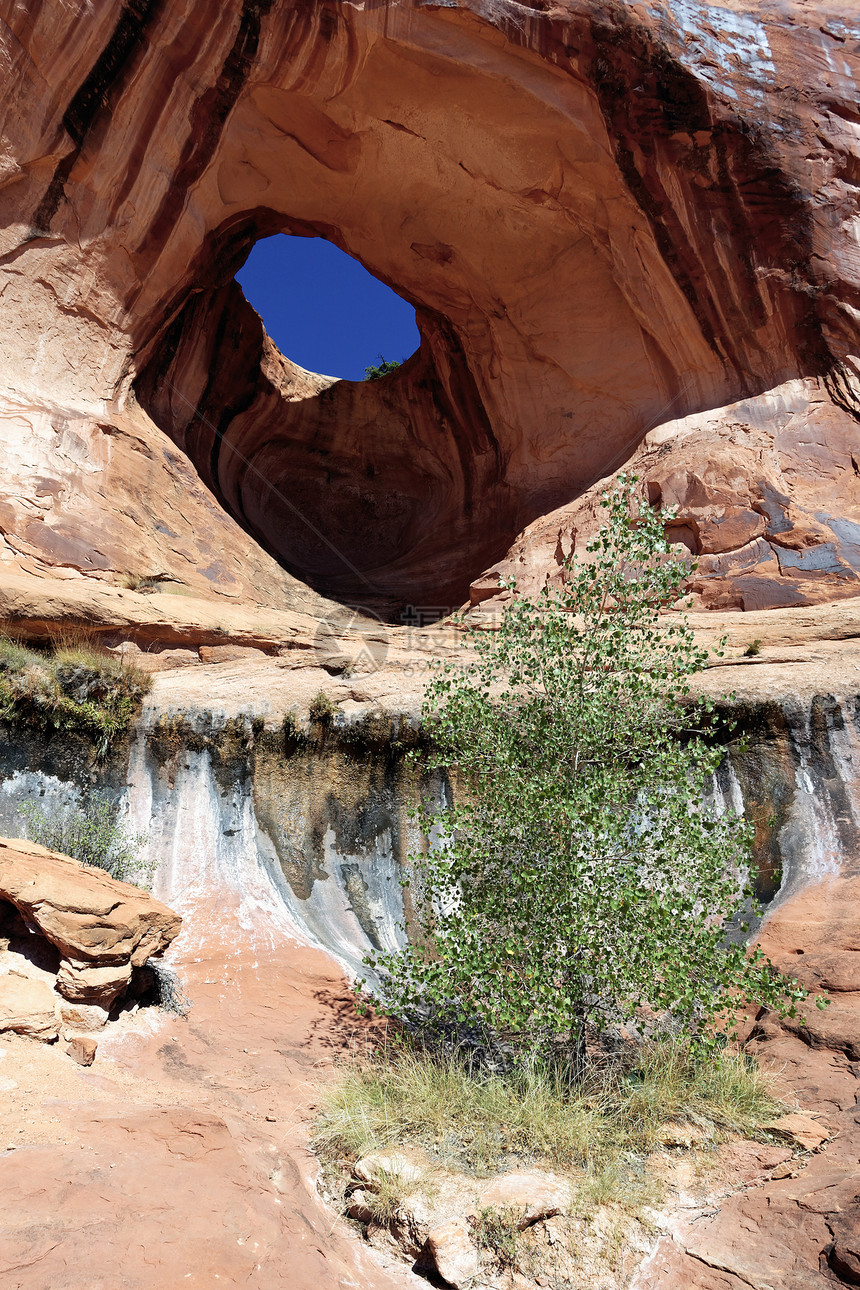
[0,0,858,618]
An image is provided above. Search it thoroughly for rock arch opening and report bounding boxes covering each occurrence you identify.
[135,211,517,622]
[123,2,846,622]
[236,233,419,383]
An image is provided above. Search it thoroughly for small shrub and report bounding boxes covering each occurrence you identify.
[744,638,762,657]
[364,355,402,381]
[18,792,152,887]
[145,958,191,1016]
[309,690,337,724]
[282,710,307,745]
[0,636,42,672]
[0,631,150,755]
[470,1205,521,1270]
[119,573,161,592]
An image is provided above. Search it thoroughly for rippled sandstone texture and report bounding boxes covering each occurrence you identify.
[0,0,858,627]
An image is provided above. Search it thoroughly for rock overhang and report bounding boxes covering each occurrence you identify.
[0,0,858,627]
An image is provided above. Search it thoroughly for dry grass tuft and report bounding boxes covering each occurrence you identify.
[0,629,150,754]
[470,1204,522,1270]
[314,1035,786,1220]
[360,1167,407,1225]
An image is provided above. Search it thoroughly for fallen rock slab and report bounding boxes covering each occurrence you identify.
[720,1142,794,1184]
[763,1112,832,1152]
[0,838,181,966]
[66,1035,98,1067]
[0,972,58,1042]
[426,1220,480,1289]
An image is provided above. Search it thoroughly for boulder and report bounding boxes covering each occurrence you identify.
[346,1189,375,1224]
[0,839,181,965]
[0,972,58,1042]
[66,1036,98,1067]
[58,1001,111,1032]
[426,1220,480,1289]
[56,959,133,1008]
[353,1150,426,1190]
[0,840,181,1030]
[473,1172,572,1229]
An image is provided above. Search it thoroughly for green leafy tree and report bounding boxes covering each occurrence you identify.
[364,476,813,1067]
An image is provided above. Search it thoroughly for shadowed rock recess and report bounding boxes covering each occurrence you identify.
[0,0,858,621]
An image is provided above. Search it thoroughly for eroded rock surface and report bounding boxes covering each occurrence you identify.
[0,904,416,1290]
[0,0,857,627]
[0,838,181,1035]
[633,870,860,1290]
[0,839,180,966]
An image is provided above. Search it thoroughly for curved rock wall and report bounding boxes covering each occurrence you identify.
[0,1,858,616]
[0,682,856,982]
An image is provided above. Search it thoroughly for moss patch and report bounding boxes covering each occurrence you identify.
[0,635,150,757]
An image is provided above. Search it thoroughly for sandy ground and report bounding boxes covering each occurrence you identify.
[0,906,416,1290]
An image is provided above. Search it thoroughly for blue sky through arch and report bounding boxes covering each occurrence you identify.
[236,234,420,381]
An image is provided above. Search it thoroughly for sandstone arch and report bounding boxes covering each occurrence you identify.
[0,0,858,621]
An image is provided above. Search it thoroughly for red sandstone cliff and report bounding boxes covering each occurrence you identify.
[0,0,858,630]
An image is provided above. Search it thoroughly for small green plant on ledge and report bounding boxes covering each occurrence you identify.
[18,791,152,887]
[309,690,337,724]
[119,572,162,593]
[744,638,762,657]
[281,709,307,745]
[0,632,151,756]
[364,355,402,380]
